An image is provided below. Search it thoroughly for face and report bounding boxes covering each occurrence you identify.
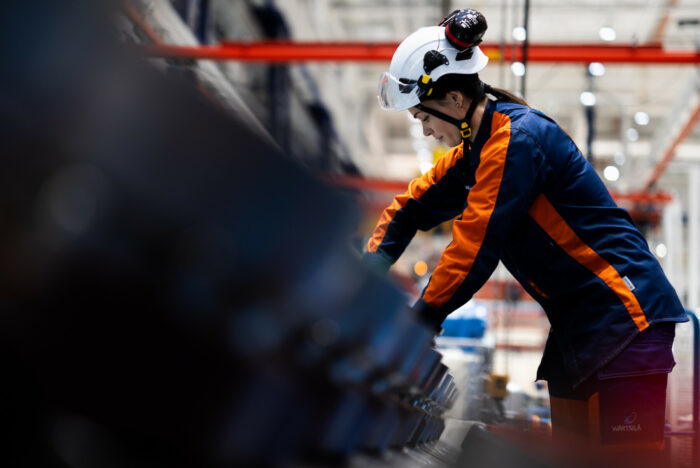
[409,92,466,147]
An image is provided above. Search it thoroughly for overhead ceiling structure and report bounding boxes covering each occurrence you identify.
[263,0,700,196]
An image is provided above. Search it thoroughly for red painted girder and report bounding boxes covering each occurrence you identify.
[142,41,700,64]
[327,175,673,204]
[644,103,700,191]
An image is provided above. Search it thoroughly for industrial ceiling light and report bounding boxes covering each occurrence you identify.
[512,26,526,41]
[655,243,667,258]
[599,26,616,41]
[511,61,525,77]
[614,151,626,165]
[603,165,620,181]
[588,62,605,76]
[580,91,596,106]
[634,111,650,126]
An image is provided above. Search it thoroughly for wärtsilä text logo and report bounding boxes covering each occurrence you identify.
[611,412,642,432]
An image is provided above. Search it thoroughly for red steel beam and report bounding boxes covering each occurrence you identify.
[142,41,700,64]
[650,0,679,45]
[327,175,674,205]
[644,103,700,191]
[614,191,673,204]
[325,175,407,192]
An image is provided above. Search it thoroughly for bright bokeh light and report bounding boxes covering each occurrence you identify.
[603,165,620,181]
[614,152,626,165]
[634,111,650,126]
[655,243,667,258]
[417,148,433,174]
[599,26,616,41]
[580,91,596,107]
[511,62,525,77]
[626,127,639,141]
[414,260,428,276]
[419,161,433,174]
[588,62,606,76]
[512,26,526,41]
[506,382,522,393]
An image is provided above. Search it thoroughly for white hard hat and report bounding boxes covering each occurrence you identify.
[377,25,489,112]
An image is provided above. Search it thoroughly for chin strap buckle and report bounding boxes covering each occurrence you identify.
[460,121,472,139]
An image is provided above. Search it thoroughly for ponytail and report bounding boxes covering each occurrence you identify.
[427,73,529,107]
[484,84,529,106]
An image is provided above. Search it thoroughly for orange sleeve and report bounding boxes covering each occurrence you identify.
[366,144,465,255]
[422,113,512,308]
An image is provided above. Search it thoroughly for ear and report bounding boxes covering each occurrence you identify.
[446,90,464,108]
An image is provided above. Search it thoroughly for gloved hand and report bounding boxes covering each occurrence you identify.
[411,298,445,335]
[360,250,393,275]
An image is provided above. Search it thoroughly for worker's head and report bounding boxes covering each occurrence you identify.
[377,10,489,144]
[408,74,484,146]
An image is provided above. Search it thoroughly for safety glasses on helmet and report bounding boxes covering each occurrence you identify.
[377,72,422,111]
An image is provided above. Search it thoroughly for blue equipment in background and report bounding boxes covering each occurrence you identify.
[442,301,488,339]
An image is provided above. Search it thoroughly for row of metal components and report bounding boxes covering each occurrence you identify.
[225,262,459,463]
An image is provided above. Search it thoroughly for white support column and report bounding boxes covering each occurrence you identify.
[663,197,685,302]
[689,167,700,309]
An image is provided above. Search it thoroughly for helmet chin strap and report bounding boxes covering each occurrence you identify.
[416,81,486,146]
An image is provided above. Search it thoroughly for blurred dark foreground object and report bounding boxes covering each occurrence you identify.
[0,2,455,466]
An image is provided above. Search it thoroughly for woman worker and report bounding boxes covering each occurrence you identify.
[364,8,688,463]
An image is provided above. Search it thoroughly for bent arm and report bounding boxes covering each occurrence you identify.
[364,145,469,271]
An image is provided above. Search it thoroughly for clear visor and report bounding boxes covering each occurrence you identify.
[377,71,419,111]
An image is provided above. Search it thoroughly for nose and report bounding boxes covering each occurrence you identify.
[422,122,432,137]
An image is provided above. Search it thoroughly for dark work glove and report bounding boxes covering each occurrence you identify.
[360,250,393,275]
[411,298,445,335]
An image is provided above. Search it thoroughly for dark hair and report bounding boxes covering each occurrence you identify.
[426,73,529,107]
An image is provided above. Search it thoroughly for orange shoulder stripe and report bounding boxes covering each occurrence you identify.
[422,112,512,307]
[528,194,649,332]
[366,144,464,253]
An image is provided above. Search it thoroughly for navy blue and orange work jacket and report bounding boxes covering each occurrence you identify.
[365,98,687,387]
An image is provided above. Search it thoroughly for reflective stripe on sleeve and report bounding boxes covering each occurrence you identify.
[422,112,512,307]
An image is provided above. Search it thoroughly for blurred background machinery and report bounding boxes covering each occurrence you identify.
[0,1,468,467]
